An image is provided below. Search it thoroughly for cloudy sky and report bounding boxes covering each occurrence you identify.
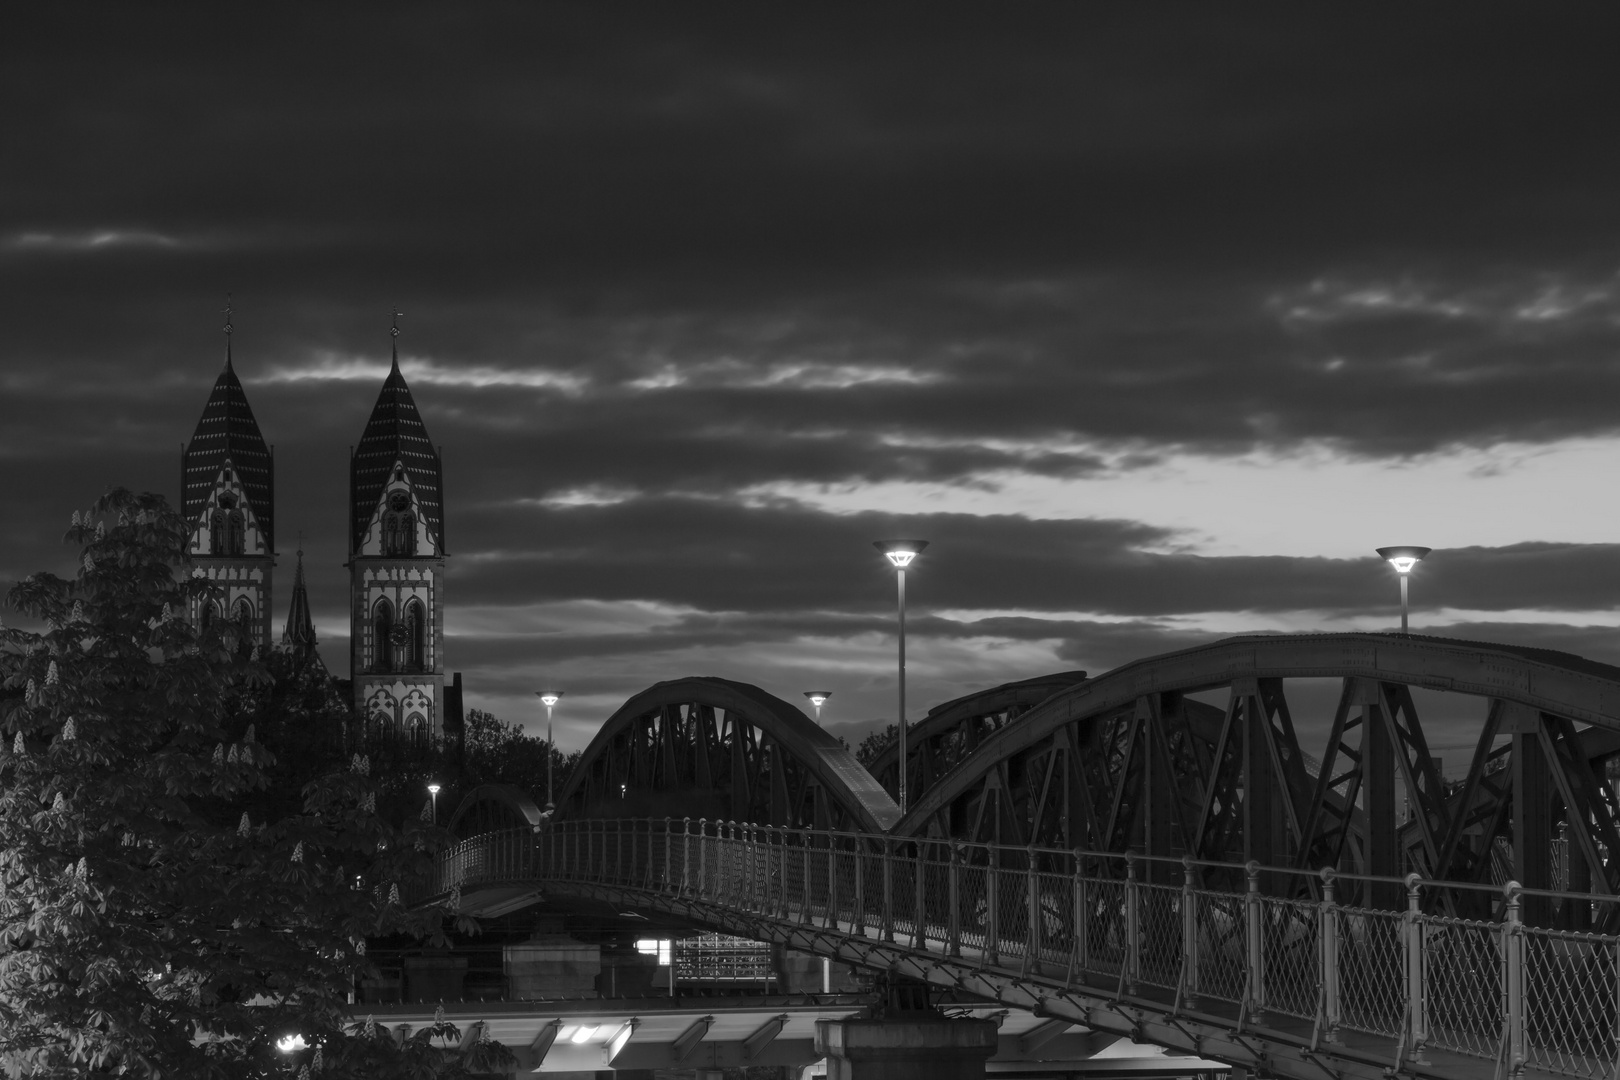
[6,6,1620,761]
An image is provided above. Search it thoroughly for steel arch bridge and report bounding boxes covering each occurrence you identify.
[435,632,1620,1080]
[553,675,900,833]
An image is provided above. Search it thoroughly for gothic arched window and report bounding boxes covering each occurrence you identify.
[213,494,245,556]
[232,597,255,657]
[373,599,394,674]
[405,599,426,672]
[201,600,220,630]
[366,689,397,743]
[382,492,416,556]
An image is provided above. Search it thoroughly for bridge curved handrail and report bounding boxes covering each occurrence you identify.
[556,675,900,832]
[896,631,1620,834]
[863,669,1088,803]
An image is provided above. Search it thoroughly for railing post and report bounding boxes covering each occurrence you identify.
[663,817,673,892]
[778,828,791,921]
[882,837,895,942]
[985,843,1000,965]
[681,818,692,897]
[1181,855,1200,1010]
[948,841,962,957]
[1319,868,1340,1044]
[826,832,839,929]
[697,819,708,900]
[1072,848,1089,978]
[1125,852,1141,994]
[1405,872,1427,1064]
[1027,846,1041,974]
[854,835,867,937]
[1504,880,1524,1078]
[802,835,814,925]
[742,823,754,911]
[1244,860,1263,1019]
[913,840,928,950]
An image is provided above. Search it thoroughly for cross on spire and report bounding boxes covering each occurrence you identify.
[223,294,234,369]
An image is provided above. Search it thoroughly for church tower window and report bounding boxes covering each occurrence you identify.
[404,599,426,672]
[373,599,394,673]
[383,492,416,556]
[213,494,245,556]
[232,597,255,656]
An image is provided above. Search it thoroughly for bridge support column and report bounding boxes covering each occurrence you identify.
[813,1013,998,1080]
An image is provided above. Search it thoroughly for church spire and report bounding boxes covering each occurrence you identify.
[349,312,443,555]
[282,544,320,661]
[184,306,273,549]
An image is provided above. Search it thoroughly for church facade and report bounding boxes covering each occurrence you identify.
[180,313,456,744]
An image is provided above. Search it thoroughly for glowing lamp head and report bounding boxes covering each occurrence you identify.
[875,539,929,568]
[276,1034,308,1054]
[537,691,562,708]
[427,783,440,796]
[569,1024,599,1044]
[804,691,830,710]
[1376,546,1432,575]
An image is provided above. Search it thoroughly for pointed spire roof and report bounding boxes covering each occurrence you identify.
[350,313,444,552]
[183,302,273,545]
[282,548,317,652]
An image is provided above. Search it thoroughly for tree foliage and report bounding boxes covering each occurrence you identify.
[460,708,578,805]
[0,489,507,1077]
[854,723,897,768]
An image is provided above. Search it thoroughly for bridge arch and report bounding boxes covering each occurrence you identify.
[865,670,1088,808]
[556,676,900,832]
[446,783,545,841]
[894,632,1620,904]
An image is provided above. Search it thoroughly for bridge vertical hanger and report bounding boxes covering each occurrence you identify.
[1504,701,1553,924]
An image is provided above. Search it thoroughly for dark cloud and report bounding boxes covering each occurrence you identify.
[446,497,1620,618]
[6,7,1620,746]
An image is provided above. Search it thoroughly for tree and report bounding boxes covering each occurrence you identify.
[0,489,508,1077]
[461,708,576,797]
[855,724,897,769]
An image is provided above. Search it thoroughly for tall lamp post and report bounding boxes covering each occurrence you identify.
[427,782,440,825]
[1376,546,1431,635]
[536,691,563,810]
[803,691,831,721]
[875,539,928,815]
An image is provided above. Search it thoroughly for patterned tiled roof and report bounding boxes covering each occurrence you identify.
[351,355,444,553]
[183,351,273,547]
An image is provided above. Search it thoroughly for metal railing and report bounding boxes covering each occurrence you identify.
[427,817,1620,1079]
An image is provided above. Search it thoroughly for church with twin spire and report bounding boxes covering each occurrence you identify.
[180,308,459,745]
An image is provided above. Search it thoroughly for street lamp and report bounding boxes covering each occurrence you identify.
[875,539,927,815]
[803,691,831,721]
[1376,546,1432,635]
[536,691,563,810]
[427,782,440,824]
